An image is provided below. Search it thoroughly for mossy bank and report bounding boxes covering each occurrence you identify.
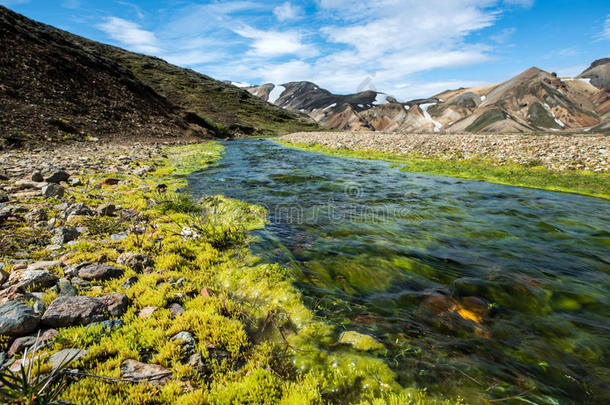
[0,141,458,404]
[276,138,610,200]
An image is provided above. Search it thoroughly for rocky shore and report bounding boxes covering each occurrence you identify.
[281,132,610,173]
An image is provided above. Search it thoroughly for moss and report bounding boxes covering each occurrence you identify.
[277,141,610,200]
[528,102,561,129]
[465,108,506,132]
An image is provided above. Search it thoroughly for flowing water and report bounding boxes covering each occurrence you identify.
[186,138,610,404]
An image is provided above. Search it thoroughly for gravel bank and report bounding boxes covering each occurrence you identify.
[281,132,610,172]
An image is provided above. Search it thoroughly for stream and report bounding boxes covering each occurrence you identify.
[186,138,610,404]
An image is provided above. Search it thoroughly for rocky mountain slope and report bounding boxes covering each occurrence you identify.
[248,61,610,134]
[0,6,317,148]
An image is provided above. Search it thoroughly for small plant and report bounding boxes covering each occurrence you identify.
[0,334,77,405]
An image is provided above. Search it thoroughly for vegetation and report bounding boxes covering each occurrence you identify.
[277,141,610,199]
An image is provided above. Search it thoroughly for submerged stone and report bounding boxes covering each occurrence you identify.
[338,331,385,351]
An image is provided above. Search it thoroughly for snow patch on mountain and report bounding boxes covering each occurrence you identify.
[268,85,286,104]
[373,93,390,105]
[420,103,442,132]
[544,103,565,127]
[231,82,251,88]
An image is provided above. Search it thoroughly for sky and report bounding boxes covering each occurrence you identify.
[2,0,609,100]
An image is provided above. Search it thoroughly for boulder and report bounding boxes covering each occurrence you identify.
[99,293,129,317]
[44,170,70,184]
[41,296,106,327]
[116,252,153,272]
[27,261,63,271]
[41,184,65,198]
[31,171,44,182]
[338,331,384,351]
[51,227,80,244]
[120,359,171,385]
[8,269,58,290]
[78,264,123,281]
[0,301,39,336]
[97,203,116,217]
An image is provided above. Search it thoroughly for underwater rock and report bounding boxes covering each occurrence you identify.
[338,330,385,351]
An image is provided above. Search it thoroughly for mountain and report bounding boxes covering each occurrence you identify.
[0,6,318,147]
[248,63,609,134]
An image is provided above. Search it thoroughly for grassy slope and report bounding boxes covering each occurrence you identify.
[277,141,610,200]
[77,42,320,137]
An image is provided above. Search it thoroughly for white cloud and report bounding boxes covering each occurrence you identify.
[273,2,303,21]
[490,27,516,44]
[503,0,534,8]
[233,26,318,57]
[97,17,161,54]
[597,15,610,40]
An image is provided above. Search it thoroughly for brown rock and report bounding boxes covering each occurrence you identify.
[99,293,129,317]
[78,263,123,281]
[41,296,107,327]
[138,305,158,319]
[120,359,171,385]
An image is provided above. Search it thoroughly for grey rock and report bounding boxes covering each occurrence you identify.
[0,191,8,203]
[41,184,65,198]
[48,348,88,369]
[41,296,106,327]
[25,208,48,223]
[120,359,171,385]
[88,319,123,332]
[171,331,195,345]
[59,282,77,297]
[27,261,63,271]
[69,177,83,187]
[51,226,80,245]
[78,264,123,281]
[110,232,128,242]
[33,300,46,315]
[97,203,116,217]
[63,203,93,218]
[168,303,184,317]
[44,170,70,184]
[117,252,153,272]
[0,301,39,336]
[31,171,44,182]
[99,293,129,317]
[185,353,206,372]
[120,276,138,289]
[70,277,90,288]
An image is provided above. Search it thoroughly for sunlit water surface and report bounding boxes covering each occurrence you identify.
[187,139,610,404]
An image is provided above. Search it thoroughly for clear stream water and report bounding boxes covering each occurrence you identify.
[186,139,610,404]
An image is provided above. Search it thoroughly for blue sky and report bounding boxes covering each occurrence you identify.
[2,0,609,99]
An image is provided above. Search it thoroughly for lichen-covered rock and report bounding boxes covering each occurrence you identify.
[0,301,39,336]
[120,359,171,385]
[116,252,153,272]
[41,296,106,327]
[338,331,385,351]
[78,263,123,281]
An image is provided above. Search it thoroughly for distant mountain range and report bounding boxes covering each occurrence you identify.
[0,6,317,147]
[245,60,610,134]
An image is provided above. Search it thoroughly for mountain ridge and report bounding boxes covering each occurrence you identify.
[247,61,610,134]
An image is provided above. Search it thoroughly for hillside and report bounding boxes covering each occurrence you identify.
[0,6,318,148]
[248,64,609,134]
